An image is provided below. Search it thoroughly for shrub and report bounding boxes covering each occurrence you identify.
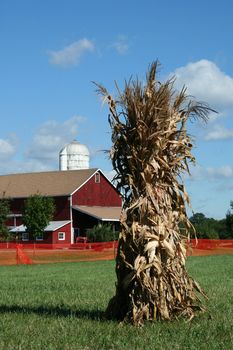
[86,224,118,242]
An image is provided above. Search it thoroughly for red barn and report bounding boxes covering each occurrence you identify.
[0,168,122,245]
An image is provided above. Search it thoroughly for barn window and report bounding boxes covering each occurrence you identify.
[95,172,100,183]
[22,232,29,241]
[36,232,44,241]
[58,232,65,240]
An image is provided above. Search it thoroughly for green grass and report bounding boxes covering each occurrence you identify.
[0,256,232,350]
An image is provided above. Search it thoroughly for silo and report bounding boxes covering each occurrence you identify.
[59,146,68,171]
[59,140,90,170]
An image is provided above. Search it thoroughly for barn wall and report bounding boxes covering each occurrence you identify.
[53,196,71,220]
[6,196,71,226]
[6,216,23,227]
[7,198,25,226]
[52,223,71,244]
[16,231,53,244]
[43,232,53,244]
[10,198,24,213]
[38,231,53,244]
[72,172,122,207]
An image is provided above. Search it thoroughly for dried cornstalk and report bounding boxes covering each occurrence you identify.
[95,61,214,326]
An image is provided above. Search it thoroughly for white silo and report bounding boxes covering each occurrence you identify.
[59,140,90,170]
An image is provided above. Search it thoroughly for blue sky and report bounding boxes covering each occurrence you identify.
[1,0,233,219]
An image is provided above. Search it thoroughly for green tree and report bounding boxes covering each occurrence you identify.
[189,212,206,226]
[0,195,11,241]
[22,194,55,241]
[87,224,118,242]
[189,213,219,239]
[224,201,233,238]
[217,218,228,239]
[96,62,213,325]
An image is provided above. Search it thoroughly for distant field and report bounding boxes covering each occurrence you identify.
[0,255,232,350]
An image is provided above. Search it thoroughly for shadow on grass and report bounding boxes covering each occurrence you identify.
[0,304,106,321]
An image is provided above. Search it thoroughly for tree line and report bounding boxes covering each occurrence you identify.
[189,201,233,239]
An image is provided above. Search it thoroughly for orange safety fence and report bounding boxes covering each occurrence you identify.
[187,238,233,257]
[0,239,232,266]
[189,238,233,249]
[0,241,117,250]
[16,244,33,265]
[0,241,118,266]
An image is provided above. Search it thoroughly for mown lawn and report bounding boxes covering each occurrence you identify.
[0,255,232,350]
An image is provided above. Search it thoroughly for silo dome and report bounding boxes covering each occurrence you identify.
[59,140,90,170]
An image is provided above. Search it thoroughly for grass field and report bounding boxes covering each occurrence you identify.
[0,256,232,350]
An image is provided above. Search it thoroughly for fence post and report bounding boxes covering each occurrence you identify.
[113,240,116,259]
[16,244,19,265]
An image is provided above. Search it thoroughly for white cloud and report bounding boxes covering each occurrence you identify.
[205,124,233,141]
[188,164,233,181]
[48,39,95,67]
[26,116,85,164]
[0,116,110,175]
[112,35,129,55]
[0,138,16,159]
[0,157,54,175]
[173,60,233,114]
[206,165,233,179]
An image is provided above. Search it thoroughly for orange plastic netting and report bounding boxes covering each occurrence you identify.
[0,239,232,266]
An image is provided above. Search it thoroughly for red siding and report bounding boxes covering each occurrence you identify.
[16,231,53,244]
[52,223,71,244]
[7,198,25,226]
[7,196,71,224]
[53,196,71,220]
[40,231,53,244]
[72,172,122,207]
[13,224,71,245]
[6,216,23,227]
[10,198,25,213]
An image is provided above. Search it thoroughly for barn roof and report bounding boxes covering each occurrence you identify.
[73,205,121,222]
[10,220,71,232]
[0,169,98,198]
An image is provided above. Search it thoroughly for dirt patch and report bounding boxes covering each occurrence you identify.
[0,250,17,265]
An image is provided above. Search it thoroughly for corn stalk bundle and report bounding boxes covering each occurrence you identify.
[96,62,213,326]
